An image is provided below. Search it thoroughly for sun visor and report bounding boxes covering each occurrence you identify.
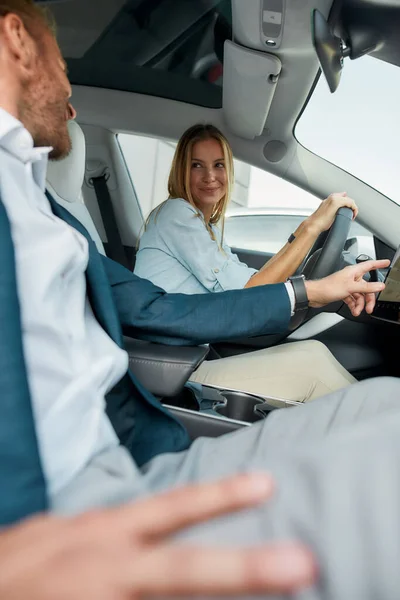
[222,40,281,140]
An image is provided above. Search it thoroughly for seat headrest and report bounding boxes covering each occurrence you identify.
[46,120,86,204]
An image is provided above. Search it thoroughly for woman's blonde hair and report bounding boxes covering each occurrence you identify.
[144,123,234,244]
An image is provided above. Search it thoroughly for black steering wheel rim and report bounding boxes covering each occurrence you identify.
[302,207,353,280]
[289,207,353,331]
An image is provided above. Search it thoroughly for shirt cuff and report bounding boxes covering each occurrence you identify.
[284,281,295,316]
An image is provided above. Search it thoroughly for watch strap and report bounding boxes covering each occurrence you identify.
[288,233,296,244]
[289,275,309,312]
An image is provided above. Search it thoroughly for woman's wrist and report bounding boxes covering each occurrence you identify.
[295,216,321,240]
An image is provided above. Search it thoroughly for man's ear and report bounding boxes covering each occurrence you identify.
[1,13,37,74]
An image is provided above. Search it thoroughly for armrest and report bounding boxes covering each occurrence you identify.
[123,337,209,398]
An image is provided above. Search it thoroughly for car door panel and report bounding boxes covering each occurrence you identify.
[312,317,400,379]
[231,247,273,270]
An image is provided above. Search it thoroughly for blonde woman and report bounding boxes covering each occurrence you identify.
[135,124,357,293]
[134,124,358,404]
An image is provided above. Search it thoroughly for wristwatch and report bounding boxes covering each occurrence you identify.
[288,275,309,312]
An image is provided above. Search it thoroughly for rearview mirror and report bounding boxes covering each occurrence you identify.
[311,9,383,93]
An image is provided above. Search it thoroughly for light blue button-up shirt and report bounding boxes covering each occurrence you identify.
[134,198,258,294]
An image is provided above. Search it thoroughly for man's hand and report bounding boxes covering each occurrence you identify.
[305,259,390,316]
[0,474,316,599]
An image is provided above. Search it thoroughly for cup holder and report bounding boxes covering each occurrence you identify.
[213,391,278,423]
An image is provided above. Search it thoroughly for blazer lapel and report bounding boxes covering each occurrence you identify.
[0,198,47,524]
[48,194,123,347]
[47,193,191,460]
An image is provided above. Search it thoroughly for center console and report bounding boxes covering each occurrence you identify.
[167,385,302,439]
[200,383,303,422]
[124,335,302,439]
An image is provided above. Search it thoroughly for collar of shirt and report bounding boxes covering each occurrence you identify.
[0,107,53,190]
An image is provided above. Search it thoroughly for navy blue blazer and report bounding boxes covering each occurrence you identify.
[103,252,291,346]
[0,194,290,525]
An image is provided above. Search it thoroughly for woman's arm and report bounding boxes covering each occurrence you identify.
[244,192,358,288]
[244,219,319,287]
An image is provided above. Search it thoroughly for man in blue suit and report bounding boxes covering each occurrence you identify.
[2,3,400,599]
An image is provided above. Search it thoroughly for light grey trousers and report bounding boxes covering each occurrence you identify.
[53,376,400,599]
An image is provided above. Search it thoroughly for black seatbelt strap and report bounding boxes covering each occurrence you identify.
[91,174,130,269]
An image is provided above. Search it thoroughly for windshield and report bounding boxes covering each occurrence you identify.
[296,56,400,205]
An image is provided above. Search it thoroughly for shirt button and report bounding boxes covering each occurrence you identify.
[214,268,220,274]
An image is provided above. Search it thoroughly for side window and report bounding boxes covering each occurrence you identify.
[225,164,375,259]
[225,165,320,254]
[225,214,306,254]
[117,132,375,258]
[118,133,176,219]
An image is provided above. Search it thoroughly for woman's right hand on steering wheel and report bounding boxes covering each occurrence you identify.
[306,192,358,235]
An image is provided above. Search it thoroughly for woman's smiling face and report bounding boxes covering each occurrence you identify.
[190,138,227,216]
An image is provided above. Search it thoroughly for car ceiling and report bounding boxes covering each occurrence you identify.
[41,0,336,143]
[37,0,400,249]
[41,0,400,155]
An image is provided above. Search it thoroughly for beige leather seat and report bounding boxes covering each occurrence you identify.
[46,120,105,255]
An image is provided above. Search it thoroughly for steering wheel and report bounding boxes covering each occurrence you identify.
[290,207,354,329]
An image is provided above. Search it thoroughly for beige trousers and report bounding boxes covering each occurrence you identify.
[189,340,356,403]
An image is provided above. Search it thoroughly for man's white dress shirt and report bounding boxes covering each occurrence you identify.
[0,109,127,498]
